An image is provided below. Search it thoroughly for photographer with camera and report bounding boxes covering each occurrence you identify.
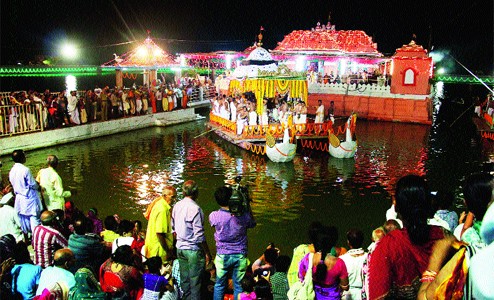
[209,179,256,300]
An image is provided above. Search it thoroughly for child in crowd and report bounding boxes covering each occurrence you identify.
[112,219,135,253]
[254,277,273,300]
[142,256,175,300]
[433,190,459,232]
[132,220,145,253]
[252,244,279,277]
[270,255,290,300]
[101,215,120,247]
[64,200,83,233]
[87,207,103,235]
[239,274,256,300]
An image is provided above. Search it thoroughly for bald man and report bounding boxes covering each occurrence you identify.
[36,155,72,211]
[32,211,68,268]
[36,248,76,296]
[144,185,176,262]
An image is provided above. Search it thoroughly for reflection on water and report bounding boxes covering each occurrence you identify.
[1,85,492,258]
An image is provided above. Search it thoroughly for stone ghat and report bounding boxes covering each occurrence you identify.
[0,108,200,156]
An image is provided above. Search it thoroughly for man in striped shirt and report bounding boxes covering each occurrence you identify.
[33,210,68,268]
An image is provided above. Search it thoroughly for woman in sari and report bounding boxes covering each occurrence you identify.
[298,225,349,300]
[69,267,106,300]
[368,175,446,299]
[99,245,143,299]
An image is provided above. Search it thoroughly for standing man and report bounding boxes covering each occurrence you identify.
[67,90,80,125]
[327,100,335,123]
[315,99,325,123]
[209,186,256,300]
[144,185,176,262]
[9,149,42,239]
[172,180,211,299]
[36,155,72,211]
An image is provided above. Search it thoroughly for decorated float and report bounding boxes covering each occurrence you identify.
[271,22,434,124]
[208,37,356,161]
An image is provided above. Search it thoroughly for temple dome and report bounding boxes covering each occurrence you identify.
[247,47,274,61]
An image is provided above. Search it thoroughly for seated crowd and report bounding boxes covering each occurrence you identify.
[1,151,494,299]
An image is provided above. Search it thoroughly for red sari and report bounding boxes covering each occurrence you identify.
[150,91,157,113]
[99,258,143,299]
[368,226,445,299]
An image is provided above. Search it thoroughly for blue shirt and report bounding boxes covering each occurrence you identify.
[209,209,255,255]
[172,197,206,250]
[10,264,42,299]
[9,163,42,216]
[435,209,459,232]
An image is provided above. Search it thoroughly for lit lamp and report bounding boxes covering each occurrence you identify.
[60,42,79,60]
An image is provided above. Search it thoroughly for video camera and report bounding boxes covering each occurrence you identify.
[227,176,251,217]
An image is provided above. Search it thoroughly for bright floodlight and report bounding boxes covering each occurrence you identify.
[136,46,148,58]
[60,43,78,60]
[437,67,446,74]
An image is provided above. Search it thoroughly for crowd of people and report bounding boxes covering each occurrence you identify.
[211,92,337,135]
[0,77,216,136]
[1,147,494,300]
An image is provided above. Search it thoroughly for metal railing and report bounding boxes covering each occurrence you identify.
[0,104,45,137]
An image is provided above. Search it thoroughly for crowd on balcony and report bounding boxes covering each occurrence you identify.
[0,76,216,136]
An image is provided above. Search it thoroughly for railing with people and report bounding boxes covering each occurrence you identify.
[0,103,45,137]
[188,85,216,105]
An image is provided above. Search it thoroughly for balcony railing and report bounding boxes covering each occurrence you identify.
[1,104,45,137]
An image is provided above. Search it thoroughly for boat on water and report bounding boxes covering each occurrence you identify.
[328,113,358,158]
[265,127,297,162]
[473,93,494,141]
[208,112,332,162]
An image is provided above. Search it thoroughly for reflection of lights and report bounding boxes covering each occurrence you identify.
[225,55,233,70]
[339,59,348,75]
[435,81,444,99]
[65,75,77,93]
[295,56,306,72]
[180,55,186,67]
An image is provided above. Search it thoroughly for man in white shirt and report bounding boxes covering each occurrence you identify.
[67,91,80,125]
[340,229,367,300]
[315,99,325,123]
[36,155,71,211]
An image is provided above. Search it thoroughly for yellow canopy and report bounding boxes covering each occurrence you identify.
[229,78,308,115]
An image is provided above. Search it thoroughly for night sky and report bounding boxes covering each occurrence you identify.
[1,0,492,74]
